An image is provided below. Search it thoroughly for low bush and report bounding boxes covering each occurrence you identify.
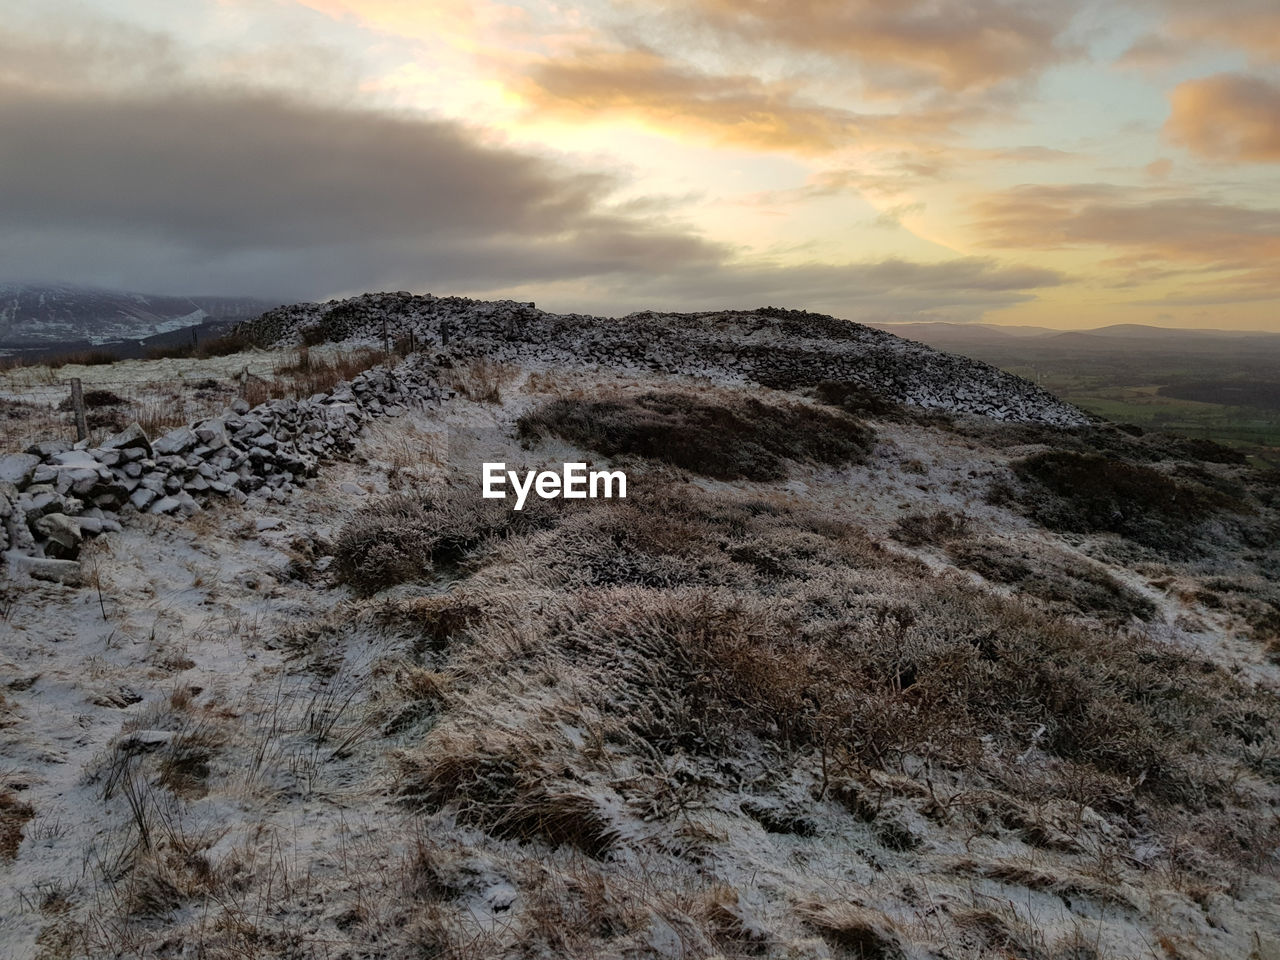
[811,380,899,416]
[1013,451,1248,555]
[947,537,1156,621]
[891,510,969,546]
[47,348,119,367]
[58,389,125,411]
[333,488,555,594]
[397,734,619,857]
[517,389,874,481]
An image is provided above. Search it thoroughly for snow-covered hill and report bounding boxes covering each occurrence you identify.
[2,294,1278,959]
[0,283,272,346]
[240,292,1092,426]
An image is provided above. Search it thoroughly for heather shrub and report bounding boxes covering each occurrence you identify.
[576,582,1265,804]
[811,379,898,416]
[334,489,555,594]
[396,733,619,857]
[948,537,1156,622]
[1013,451,1248,555]
[517,389,874,480]
[891,510,969,546]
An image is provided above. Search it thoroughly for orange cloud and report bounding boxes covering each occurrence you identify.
[972,184,1280,261]
[1167,1,1280,61]
[970,184,1280,302]
[1166,73,1280,164]
[515,46,972,154]
[654,0,1073,92]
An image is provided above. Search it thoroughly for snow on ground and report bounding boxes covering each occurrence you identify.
[2,360,1278,959]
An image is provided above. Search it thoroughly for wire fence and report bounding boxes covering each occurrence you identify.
[1,344,392,452]
[1,377,242,452]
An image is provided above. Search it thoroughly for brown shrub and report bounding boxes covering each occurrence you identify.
[333,489,555,594]
[891,510,969,546]
[517,389,874,480]
[0,789,34,861]
[144,342,195,360]
[569,577,1271,803]
[948,537,1156,622]
[1013,451,1249,555]
[48,347,119,367]
[397,734,619,856]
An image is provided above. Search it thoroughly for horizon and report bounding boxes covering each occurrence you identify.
[2,1,1279,330]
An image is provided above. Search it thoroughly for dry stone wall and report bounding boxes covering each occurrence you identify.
[1,359,444,583]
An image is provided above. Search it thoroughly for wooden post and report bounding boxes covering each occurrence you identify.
[382,317,389,355]
[191,326,199,351]
[70,378,88,441]
[440,318,449,347]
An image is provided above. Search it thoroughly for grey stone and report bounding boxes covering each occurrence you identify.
[12,555,82,586]
[33,513,83,551]
[152,426,198,456]
[0,453,40,487]
[25,440,70,458]
[100,423,152,456]
[130,487,158,510]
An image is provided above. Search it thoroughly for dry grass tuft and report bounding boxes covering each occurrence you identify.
[797,900,903,959]
[444,358,516,403]
[0,788,35,861]
[891,509,969,547]
[397,733,621,857]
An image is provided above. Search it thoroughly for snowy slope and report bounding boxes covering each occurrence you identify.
[0,284,272,346]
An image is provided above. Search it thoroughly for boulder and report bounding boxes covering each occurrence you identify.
[8,553,82,586]
[25,440,71,458]
[51,450,102,469]
[0,453,40,487]
[130,488,158,510]
[100,423,152,457]
[152,426,198,456]
[33,513,83,554]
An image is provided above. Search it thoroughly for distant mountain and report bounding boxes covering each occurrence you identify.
[870,320,1280,342]
[0,283,274,346]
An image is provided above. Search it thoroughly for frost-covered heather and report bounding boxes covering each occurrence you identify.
[1,314,1278,959]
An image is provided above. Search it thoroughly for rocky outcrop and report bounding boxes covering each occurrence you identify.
[1,358,446,577]
[240,294,1091,427]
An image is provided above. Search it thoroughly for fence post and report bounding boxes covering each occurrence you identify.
[70,378,88,441]
[382,317,389,355]
[440,318,449,347]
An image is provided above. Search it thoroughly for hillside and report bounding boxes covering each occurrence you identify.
[1,295,1278,960]
[0,284,273,347]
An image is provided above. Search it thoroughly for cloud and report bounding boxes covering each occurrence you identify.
[656,0,1075,93]
[972,184,1280,262]
[0,80,731,298]
[1164,0,1280,61]
[1166,73,1280,164]
[0,7,1068,324]
[544,255,1067,321]
[516,45,971,154]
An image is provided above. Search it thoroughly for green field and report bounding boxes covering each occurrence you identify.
[1001,367,1280,467]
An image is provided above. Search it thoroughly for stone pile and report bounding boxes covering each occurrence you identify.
[242,294,1092,427]
[1,359,444,583]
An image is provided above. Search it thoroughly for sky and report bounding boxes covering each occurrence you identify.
[2,0,1278,329]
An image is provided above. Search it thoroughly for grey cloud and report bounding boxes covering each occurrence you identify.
[0,83,726,298]
[549,257,1068,321]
